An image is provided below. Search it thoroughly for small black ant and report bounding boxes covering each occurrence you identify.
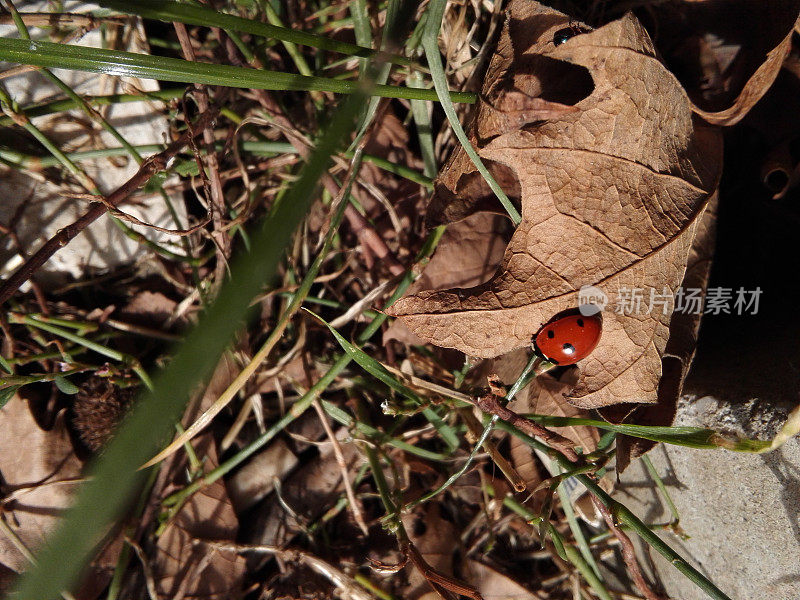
[552,21,592,46]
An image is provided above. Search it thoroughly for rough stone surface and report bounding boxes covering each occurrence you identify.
[0,1,184,286]
[616,396,800,600]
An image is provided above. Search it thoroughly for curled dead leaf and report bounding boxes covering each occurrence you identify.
[389,1,723,409]
[651,0,800,126]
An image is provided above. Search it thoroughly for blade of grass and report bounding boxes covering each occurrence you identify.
[161,226,447,510]
[497,489,612,600]
[407,69,437,178]
[494,420,734,600]
[321,399,450,461]
[522,414,772,452]
[11,92,365,600]
[0,37,475,102]
[421,0,520,224]
[0,142,432,188]
[0,88,185,126]
[261,0,324,108]
[4,0,196,268]
[308,308,424,404]
[641,454,687,538]
[558,478,603,580]
[139,144,370,469]
[98,0,413,67]
[7,314,152,389]
[309,309,460,450]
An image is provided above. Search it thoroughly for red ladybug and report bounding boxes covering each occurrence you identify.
[534,314,602,365]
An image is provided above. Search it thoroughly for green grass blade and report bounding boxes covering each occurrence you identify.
[558,478,603,580]
[421,0,520,224]
[321,400,449,461]
[310,308,461,450]
[0,88,185,126]
[308,309,423,404]
[0,38,475,102]
[98,0,412,67]
[11,93,365,600]
[524,414,772,452]
[0,386,21,409]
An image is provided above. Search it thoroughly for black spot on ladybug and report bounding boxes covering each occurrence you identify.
[547,329,555,339]
[562,343,575,354]
[576,318,584,328]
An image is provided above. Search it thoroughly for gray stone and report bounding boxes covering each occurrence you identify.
[616,396,800,600]
[0,1,184,286]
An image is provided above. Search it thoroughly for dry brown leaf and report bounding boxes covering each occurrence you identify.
[248,431,362,548]
[153,436,246,599]
[464,560,539,600]
[0,399,83,573]
[152,356,246,599]
[117,290,178,326]
[390,1,723,409]
[651,0,800,126]
[0,398,119,598]
[602,193,719,471]
[384,212,509,346]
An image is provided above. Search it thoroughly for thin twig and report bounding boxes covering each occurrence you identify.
[0,110,218,306]
[476,390,580,462]
[402,539,483,600]
[174,22,231,283]
[591,494,669,600]
[311,398,371,536]
[206,541,375,600]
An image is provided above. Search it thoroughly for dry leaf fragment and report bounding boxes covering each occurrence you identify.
[0,398,120,598]
[384,212,510,346]
[0,399,83,574]
[152,356,246,599]
[390,1,723,408]
[153,435,246,599]
[464,559,540,600]
[602,193,719,471]
[650,0,800,126]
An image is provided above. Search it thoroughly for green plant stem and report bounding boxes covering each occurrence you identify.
[421,0,520,224]
[0,4,195,263]
[398,352,542,515]
[496,489,612,600]
[0,88,186,126]
[522,413,770,452]
[642,454,686,538]
[494,420,733,600]
[163,225,445,508]
[322,400,449,461]
[8,313,154,388]
[0,83,98,193]
[0,143,433,188]
[558,479,602,580]
[0,37,475,102]
[12,91,367,600]
[98,0,413,67]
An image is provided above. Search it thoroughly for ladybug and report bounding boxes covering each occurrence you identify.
[552,23,592,46]
[533,314,602,365]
